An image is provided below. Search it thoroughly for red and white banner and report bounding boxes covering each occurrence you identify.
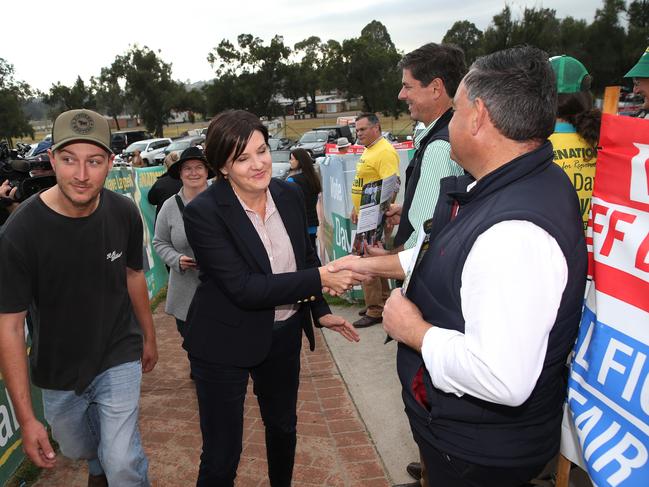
[565,114,649,486]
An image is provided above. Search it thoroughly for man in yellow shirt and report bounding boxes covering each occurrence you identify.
[351,112,399,327]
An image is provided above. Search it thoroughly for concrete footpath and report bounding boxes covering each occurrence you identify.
[33,302,415,486]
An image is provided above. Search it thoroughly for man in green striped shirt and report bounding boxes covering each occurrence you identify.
[389,43,466,254]
[389,43,467,487]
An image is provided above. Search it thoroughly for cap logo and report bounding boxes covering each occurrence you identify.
[70,113,94,135]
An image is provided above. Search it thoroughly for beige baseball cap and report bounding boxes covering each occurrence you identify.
[51,109,112,153]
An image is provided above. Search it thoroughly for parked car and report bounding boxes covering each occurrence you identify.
[152,135,205,165]
[110,130,152,154]
[271,150,291,179]
[268,136,293,151]
[292,130,330,158]
[382,131,398,143]
[315,124,355,142]
[119,138,172,166]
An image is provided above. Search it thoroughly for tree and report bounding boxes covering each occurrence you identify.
[318,40,347,93]
[442,21,483,65]
[93,68,125,130]
[293,36,322,115]
[203,73,247,117]
[341,21,403,116]
[556,17,590,61]
[625,0,649,75]
[207,34,291,117]
[108,46,180,136]
[585,0,627,90]
[174,87,207,122]
[511,8,561,54]
[482,6,514,53]
[279,63,308,115]
[0,58,34,143]
[42,76,96,120]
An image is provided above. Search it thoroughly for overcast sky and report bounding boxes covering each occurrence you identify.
[4,0,605,92]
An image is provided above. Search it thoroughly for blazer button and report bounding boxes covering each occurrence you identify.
[310,296,316,301]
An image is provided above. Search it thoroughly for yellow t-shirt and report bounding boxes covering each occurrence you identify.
[548,125,597,232]
[351,137,399,209]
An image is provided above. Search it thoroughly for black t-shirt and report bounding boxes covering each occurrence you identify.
[0,189,144,393]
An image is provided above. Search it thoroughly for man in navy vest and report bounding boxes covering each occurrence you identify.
[329,46,587,486]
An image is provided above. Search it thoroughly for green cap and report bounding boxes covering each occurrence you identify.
[51,109,112,154]
[550,55,589,94]
[625,47,649,78]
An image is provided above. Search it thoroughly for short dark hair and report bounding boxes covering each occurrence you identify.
[463,46,557,142]
[356,112,380,127]
[204,110,269,178]
[398,43,467,98]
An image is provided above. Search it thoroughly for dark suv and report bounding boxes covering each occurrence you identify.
[110,130,152,155]
[314,125,355,142]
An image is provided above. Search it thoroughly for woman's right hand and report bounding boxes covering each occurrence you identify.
[318,263,367,296]
[179,255,198,271]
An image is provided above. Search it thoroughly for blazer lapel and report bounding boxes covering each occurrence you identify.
[270,180,306,270]
[213,178,272,273]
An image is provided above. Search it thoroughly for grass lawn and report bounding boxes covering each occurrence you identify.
[18,112,415,145]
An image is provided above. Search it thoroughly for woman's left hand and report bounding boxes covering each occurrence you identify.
[318,314,360,342]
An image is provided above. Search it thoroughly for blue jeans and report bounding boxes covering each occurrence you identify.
[42,360,149,486]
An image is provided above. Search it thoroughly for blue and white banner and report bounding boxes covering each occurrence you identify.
[565,114,649,486]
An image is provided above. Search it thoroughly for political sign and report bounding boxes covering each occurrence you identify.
[566,114,649,486]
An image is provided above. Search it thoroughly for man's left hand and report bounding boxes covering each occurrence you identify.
[383,288,431,351]
[142,337,158,373]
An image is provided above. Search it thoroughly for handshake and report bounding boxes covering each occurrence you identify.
[318,255,377,297]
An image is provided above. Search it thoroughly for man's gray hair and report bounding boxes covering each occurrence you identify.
[463,46,557,142]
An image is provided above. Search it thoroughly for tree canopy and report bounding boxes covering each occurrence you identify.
[5,0,648,131]
[0,58,34,143]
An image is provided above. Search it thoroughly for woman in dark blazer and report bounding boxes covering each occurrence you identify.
[183,110,362,487]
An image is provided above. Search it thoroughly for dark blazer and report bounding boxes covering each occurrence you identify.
[182,177,330,367]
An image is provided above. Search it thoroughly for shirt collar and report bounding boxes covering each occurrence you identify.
[414,117,440,149]
[235,187,277,221]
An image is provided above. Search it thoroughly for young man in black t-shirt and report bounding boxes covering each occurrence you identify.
[0,109,158,487]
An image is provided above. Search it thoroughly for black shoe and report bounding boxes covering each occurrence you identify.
[358,307,368,316]
[406,461,422,480]
[353,315,382,328]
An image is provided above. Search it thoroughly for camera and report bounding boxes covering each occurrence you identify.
[0,142,56,203]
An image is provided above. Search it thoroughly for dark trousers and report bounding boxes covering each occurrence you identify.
[190,313,303,487]
[415,433,545,487]
[175,318,186,338]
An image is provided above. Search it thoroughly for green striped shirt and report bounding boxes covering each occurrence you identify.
[404,120,464,249]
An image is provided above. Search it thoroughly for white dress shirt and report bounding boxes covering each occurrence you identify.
[399,220,568,407]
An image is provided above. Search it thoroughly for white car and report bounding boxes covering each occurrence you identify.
[121,138,172,166]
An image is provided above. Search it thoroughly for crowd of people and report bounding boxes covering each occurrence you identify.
[0,42,647,487]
